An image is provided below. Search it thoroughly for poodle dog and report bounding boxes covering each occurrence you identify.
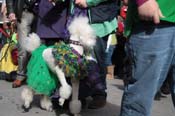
[20,16,96,115]
[42,16,96,115]
[21,33,57,112]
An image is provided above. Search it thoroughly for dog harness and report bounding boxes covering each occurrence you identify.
[52,42,88,79]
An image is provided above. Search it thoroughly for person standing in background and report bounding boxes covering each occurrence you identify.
[71,0,118,109]
[105,33,117,80]
[6,0,36,88]
[49,0,118,109]
[35,0,68,45]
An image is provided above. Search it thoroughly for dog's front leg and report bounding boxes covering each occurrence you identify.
[69,78,81,116]
[43,48,72,105]
[55,66,72,106]
[40,95,53,112]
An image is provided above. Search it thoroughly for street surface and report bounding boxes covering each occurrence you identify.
[0,79,174,116]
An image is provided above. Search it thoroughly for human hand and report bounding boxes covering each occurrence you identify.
[138,0,164,24]
[8,13,16,22]
[75,0,87,8]
[123,0,128,5]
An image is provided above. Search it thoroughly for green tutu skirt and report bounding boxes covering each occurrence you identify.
[27,45,58,96]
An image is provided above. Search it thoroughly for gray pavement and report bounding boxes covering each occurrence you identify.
[0,79,174,116]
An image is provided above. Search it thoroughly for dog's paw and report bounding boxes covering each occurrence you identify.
[21,104,31,113]
[40,96,53,112]
[59,97,65,106]
[69,100,82,114]
[40,102,53,112]
[45,105,53,112]
[59,85,72,100]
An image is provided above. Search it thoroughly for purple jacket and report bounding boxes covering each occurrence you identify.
[36,0,68,39]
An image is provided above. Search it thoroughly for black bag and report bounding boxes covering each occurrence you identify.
[90,0,119,23]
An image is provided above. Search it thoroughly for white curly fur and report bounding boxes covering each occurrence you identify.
[21,87,34,109]
[68,16,96,48]
[40,95,53,112]
[21,33,41,53]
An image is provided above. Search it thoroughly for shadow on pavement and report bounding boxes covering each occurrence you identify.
[53,102,120,116]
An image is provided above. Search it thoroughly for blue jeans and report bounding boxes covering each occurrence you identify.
[105,45,116,66]
[120,22,175,116]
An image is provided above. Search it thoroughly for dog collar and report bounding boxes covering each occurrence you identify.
[68,39,83,46]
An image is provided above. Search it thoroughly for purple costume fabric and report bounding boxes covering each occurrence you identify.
[64,5,88,38]
[35,0,68,39]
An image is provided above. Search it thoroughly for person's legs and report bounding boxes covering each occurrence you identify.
[12,10,34,88]
[105,45,116,79]
[120,23,175,116]
[170,57,175,107]
[79,60,106,98]
[88,36,108,109]
[93,36,108,88]
[105,34,117,79]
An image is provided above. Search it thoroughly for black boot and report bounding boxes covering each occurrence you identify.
[154,91,162,101]
[88,94,107,109]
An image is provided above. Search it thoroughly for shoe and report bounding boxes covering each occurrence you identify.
[88,96,106,109]
[80,99,87,109]
[106,73,114,80]
[154,91,161,101]
[161,85,171,95]
[12,79,23,88]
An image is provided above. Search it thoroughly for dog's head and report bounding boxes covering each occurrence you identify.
[21,33,41,53]
[68,16,96,48]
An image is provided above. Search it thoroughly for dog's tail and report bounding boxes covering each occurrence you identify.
[20,33,41,53]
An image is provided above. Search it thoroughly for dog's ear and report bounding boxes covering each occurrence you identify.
[21,33,41,53]
[68,16,89,35]
[68,16,96,47]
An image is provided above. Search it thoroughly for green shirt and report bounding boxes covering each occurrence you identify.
[86,0,117,38]
[124,0,175,37]
[158,0,175,23]
[91,19,117,38]
[70,0,117,38]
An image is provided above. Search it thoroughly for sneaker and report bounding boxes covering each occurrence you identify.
[161,85,171,95]
[12,79,23,88]
[154,91,162,101]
